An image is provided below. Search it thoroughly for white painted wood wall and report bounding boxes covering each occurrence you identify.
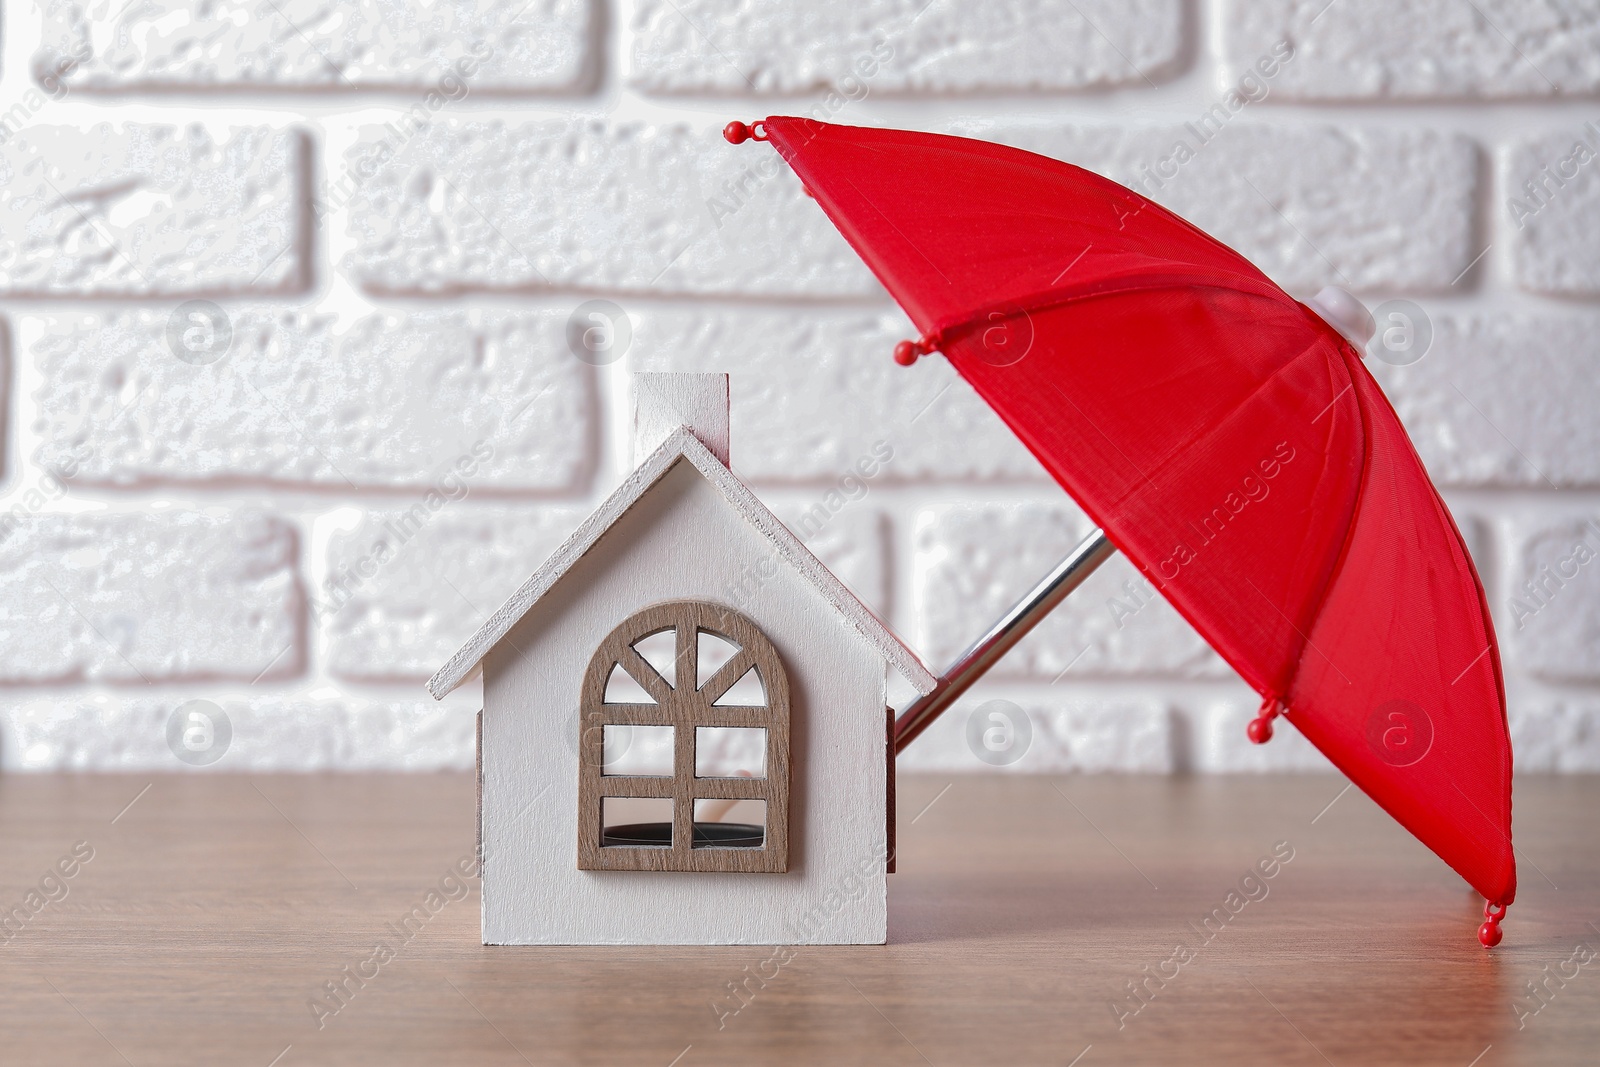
[480,458,891,944]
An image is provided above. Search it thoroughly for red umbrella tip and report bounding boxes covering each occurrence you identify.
[723,121,768,145]
[1479,902,1507,948]
[1247,696,1281,744]
[893,333,943,367]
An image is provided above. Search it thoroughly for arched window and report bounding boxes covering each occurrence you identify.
[577,600,790,873]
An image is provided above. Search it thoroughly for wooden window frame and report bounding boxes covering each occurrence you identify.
[577,600,790,873]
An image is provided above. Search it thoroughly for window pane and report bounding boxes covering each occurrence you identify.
[632,629,677,689]
[694,726,766,778]
[711,666,766,706]
[692,798,766,849]
[696,630,740,688]
[603,662,656,704]
[601,797,672,847]
[602,724,673,776]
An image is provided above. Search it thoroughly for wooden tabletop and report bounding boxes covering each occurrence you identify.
[0,772,1594,1066]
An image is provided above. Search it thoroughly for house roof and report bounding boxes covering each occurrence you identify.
[427,426,937,699]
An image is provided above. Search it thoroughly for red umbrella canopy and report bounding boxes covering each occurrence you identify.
[736,117,1515,914]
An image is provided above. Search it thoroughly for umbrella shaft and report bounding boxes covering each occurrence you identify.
[894,528,1116,754]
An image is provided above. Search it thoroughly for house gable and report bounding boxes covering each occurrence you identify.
[428,426,934,701]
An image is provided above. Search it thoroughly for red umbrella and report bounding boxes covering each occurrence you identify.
[726,117,1515,946]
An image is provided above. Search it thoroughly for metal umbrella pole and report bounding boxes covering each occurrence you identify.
[893,528,1117,754]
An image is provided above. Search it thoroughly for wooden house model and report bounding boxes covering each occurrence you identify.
[427,373,935,945]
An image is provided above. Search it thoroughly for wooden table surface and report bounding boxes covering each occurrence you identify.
[1,772,1594,1066]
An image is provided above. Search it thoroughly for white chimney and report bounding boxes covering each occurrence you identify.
[632,372,731,467]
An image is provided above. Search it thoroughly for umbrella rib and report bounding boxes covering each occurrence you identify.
[930,269,1280,345]
[1451,782,1553,891]
[1311,382,1353,424]
[1254,349,1374,703]
[1241,576,1352,688]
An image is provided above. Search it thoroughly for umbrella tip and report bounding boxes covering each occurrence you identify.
[1479,901,1508,948]
[893,333,943,367]
[723,121,768,145]
[1247,695,1281,744]
[1307,287,1376,350]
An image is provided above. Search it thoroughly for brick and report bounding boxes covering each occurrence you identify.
[629,308,1045,484]
[897,695,1173,772]
[324,506,586,682]
[32,309,595,491]
[630,0,1184,94]
[976,123,1478,292]
[0,124,306,296]
[913,503,1229,680]
[1508,702,1600,772]
[1184,697,1330,772]
[1223,0,1600,99]
[1507,128,1600,294]
[0,691,477,770]
[37,0,594,92]
[341,120,878,296]
[0,513,300,683]
[1503,516,1600,682]
[1370,315,1600,486]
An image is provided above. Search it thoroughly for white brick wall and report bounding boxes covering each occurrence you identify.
[1225,0,1600,99]
[1,0,1596,774]
[0,124,306,295]
[343,120,879,296]
[629,0,1187,93]
[33,309,596,489]
[0,513,301,683]
[38,0,596,92]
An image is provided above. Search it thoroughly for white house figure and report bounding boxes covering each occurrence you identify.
[427,373,935,945]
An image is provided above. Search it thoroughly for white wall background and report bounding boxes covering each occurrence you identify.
[1,0,1597,773]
